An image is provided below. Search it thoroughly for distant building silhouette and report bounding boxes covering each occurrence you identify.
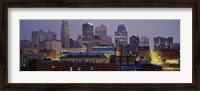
[61,20,70,48]
[115,24,128,46]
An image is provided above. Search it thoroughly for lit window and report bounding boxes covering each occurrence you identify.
[52,65,55,69]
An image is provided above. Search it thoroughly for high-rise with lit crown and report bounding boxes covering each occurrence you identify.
[115,24,128,45]
[61,20,70,48]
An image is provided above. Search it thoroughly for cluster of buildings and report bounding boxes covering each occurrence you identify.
[20,20,180,71]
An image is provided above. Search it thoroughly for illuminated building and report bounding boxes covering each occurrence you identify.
[109,55,136,71]
[115,24,128,45]
[82,22,94,52]
[138,36,150,58]
[160,49,180,71]
[62,48,87,54]
[115,44,124,56]
[61,20,70,48]
[154,36,173,50]
[45,40,62,57]
[59,52,109,63]
[95,24,107,38]
[92,45,115,58]
[36,61,117,71]
[124,44,137,56]
[38,49,56,59]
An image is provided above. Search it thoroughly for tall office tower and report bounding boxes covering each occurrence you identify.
[115,24,128,46]
[95,24,107,38]
[82,22,94,52]
[129,36,140,54]
[130,35,140,47]
[31,29,39,47]
[61,20,70,48]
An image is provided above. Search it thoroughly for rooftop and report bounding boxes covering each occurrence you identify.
[60,52,107,58]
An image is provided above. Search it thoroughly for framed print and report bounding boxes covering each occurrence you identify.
[1,0,199,91]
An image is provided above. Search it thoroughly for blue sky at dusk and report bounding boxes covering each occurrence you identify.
[20,20,180,49]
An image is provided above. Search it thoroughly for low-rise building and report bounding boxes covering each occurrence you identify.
[59,52,109,63]
[36,60,117,71]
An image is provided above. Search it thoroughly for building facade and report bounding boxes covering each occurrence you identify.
[59,52,109,63]
[115,24,128,46]
[95,24,107,38]
[45,40,62,57]
[61,20,70,48]
[36,61,117,71]
[154,36,173,50]
[92,45,115,58]
[82,22,94,52]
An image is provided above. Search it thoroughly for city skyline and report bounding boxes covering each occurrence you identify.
[20,20,180,49]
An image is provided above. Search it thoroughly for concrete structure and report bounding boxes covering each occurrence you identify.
[61,20,70,48]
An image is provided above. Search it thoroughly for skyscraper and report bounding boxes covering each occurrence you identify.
[61,20,70,48]
[31,30,39,47]
[129,36,140,55]
[115,24,128,45]
[82,22,94,52]
[130,35,140,47]
[95,24,107,38]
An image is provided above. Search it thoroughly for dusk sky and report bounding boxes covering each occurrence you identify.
[20,20,180,49]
